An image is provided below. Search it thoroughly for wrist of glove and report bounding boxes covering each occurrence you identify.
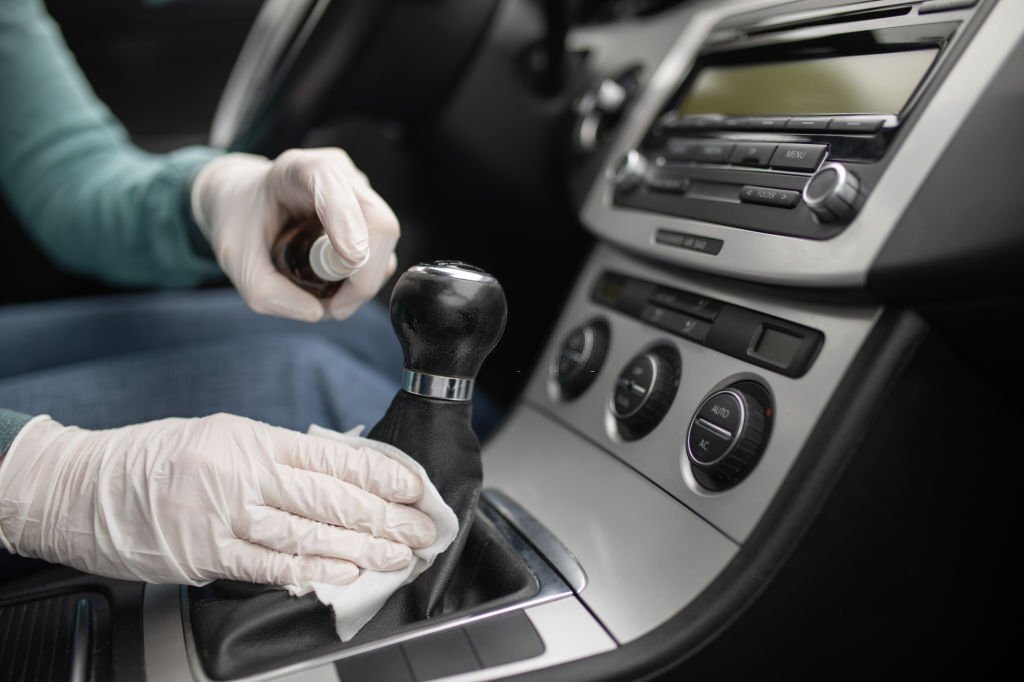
[191,148,400,322]
[0,414,435,591]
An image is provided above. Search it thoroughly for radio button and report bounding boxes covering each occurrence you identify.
[739,116,789,130]
[693,141,735,163]
[640,304,711,343]
[646,174,689,194]
[649,288,721,321]
[740,185,801,208]
[770,144,826,171]
[785,117,831,132]
[729,143,776,167]
[678,115,725,129]
[828,116,886,133]
[664,138,701,160]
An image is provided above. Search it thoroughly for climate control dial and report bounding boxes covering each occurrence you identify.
[611,346,681,440]
[553,319,609,400]
[687,381,773,490]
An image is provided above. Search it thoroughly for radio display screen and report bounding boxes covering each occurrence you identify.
[676,49,938,116]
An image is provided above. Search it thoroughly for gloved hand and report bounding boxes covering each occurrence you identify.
[191,148,400,322]
[0,414,436,592]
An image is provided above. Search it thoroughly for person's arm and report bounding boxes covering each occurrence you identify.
[0,0,221,287]
[0,412,437,588]
[0,409,31,461]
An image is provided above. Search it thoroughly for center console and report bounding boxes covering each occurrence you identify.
[130,0,1021,679]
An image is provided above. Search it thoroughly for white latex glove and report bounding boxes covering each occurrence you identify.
[0,414,436,591]
[191,148,400,322]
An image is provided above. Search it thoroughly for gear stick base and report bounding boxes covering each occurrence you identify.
[187,510,538,679]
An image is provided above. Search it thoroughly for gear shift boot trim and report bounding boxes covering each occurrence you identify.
[401,369,474,401]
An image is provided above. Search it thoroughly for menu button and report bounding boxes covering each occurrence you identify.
[770,144,826,171]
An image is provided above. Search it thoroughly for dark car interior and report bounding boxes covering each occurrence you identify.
[1,0,1021,679]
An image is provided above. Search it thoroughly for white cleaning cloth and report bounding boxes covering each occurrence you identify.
[302,424,459,641]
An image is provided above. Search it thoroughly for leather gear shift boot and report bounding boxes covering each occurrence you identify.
[357,393,481,632]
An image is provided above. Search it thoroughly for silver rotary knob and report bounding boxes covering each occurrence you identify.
[574,78,629,153]
[607,149,649,193]
[802,162,861,223]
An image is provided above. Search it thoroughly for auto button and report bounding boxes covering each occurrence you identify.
[696,391,742,435]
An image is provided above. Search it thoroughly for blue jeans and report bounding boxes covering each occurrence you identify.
[0,288,499,435]
[0,288,500,580]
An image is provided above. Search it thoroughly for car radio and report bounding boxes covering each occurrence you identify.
[608,1,980,240]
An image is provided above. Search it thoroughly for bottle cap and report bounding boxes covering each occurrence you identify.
[309,235,366,282]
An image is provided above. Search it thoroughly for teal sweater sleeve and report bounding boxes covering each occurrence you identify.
[0,0,224,287]
[0,409,32,460]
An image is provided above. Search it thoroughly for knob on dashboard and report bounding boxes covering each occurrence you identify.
[608,149,649,193]
[611,346,680,441]
[686,381,773,491]
[802,162,861,223]
[553,318,610,400]
[574,78,628,154]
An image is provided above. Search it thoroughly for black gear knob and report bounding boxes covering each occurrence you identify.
[359,260,506,627]
[391,261,507,397]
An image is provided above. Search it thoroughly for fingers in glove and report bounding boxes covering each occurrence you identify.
[223,539,360,587]
[270,427,423,503]
[264,465,437,549]
[326,180,400,320]
[270,148,370,267]
[238,257,326,322]
[238,506,412,571]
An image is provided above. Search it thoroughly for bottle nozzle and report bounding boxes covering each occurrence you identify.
[309,235,366,282]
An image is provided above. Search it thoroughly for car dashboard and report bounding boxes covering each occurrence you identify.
[10,0,1018,680]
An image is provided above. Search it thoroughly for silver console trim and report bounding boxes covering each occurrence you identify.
[142,584,194,682]
[482,489,588,593]
[402,369,474,401]
[580,0,1024,287]
[69,599,92,682]
[483,405,740,643]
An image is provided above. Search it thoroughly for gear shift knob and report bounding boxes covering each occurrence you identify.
[392,261,507,400]
[359,260,507,631]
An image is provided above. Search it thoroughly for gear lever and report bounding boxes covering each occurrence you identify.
[187,261,509,676]
[359,260,507,632]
